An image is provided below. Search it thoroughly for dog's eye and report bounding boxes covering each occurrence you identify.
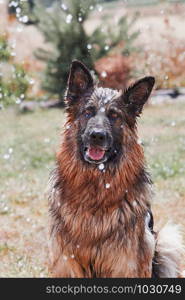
[145,211,154,233]
[84,110,93,118]
[108,111,119,121]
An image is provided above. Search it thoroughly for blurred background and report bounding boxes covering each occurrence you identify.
[0,0,185,277]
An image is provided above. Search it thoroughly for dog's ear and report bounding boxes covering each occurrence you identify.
[66,60,94,103]
[123,77,155,116]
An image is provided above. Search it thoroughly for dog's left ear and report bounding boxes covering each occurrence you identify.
[66,60,94,103]
[123,76,155,116]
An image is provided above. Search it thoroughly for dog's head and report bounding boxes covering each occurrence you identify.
[65,60,155,165]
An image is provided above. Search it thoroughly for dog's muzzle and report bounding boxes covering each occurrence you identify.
[82,129,112,164]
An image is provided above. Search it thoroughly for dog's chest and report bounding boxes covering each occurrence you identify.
[60,205,154,277]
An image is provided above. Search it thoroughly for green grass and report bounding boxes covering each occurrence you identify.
[0,107,64,277]
[0,102,185,277]
[102,0,185,9]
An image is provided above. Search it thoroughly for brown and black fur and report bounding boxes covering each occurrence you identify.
[49,60,184,277]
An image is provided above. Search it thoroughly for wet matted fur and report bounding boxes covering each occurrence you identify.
[48,60,184,277]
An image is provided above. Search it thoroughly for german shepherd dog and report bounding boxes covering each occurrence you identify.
[49,60,184,277]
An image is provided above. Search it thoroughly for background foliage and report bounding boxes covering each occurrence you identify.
[0,34,30,107]
[33,0,139,102]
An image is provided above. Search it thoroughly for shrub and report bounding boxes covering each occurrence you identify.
[95,54,132,90]
[0,34,11,61]
[133,27,185,89]
[0,34,30,107]
[33,0,139,103]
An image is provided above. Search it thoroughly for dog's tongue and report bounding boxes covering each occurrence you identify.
[87,147,105,161]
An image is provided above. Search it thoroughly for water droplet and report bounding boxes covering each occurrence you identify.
[18,260,23,267]
[171,121,176,127]
[98,163,104,171]
[137,139,142,145]
[66,14,73,24]
[8,148,13,154]
[63,255,68,261]
[87,44,92,50]
[16,7,21,13]
[21,15,29,23]
[97,5,103,12]
[164,75,169,80]
[89,5,94,10]
[105,183,110,189]
[61,3,67,11]
[78,17,83,22]
[3,206,9,212]
[104,45,109,51]
[77,245,80,248]
[101,71,107,78]
[3,154,10,160]
[100,107,105,112]
[65,124,71,129]
[8,1,18,7]
[15,98,21,104]
[44,138,50,143]
[133,201,137,206]
[29,78,35,85]
[71,254,75,259]
[125,190,128,193]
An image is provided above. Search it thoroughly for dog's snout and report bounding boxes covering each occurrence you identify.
[90,130,107,144]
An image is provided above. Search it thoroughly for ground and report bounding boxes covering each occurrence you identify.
[0,101,184,277]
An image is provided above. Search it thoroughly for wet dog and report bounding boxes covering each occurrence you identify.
[49,60,184,277]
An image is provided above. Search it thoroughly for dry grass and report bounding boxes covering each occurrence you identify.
[0,101,185,277]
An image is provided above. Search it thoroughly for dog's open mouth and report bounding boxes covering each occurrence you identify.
[86,146,105,161]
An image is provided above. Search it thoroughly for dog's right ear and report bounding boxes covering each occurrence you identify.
[66,60,94,103]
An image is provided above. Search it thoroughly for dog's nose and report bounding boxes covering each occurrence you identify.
[90,130,107,144]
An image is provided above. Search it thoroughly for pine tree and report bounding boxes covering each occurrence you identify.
[33,0,140,103]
